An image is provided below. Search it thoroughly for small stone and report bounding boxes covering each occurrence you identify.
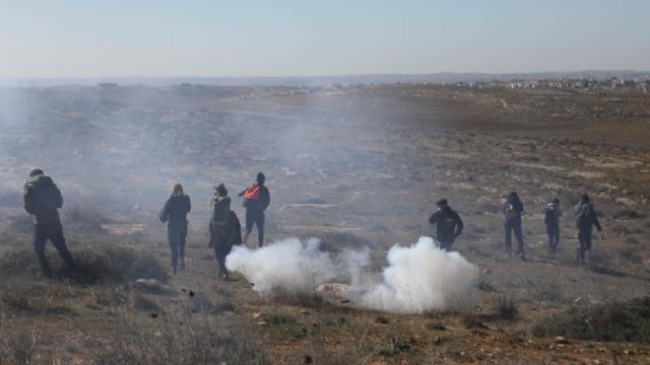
[555,336,570,345]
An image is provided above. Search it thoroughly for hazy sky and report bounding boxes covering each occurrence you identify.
[1,0,648,78]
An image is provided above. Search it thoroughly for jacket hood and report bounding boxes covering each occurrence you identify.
[27,174,54,187]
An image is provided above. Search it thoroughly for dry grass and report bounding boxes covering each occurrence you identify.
[0,303,36,364]
[0,244,169,284]
[533,296,650,343]
[95,306,268,365]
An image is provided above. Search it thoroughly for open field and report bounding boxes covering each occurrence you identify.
[1,83,650,364]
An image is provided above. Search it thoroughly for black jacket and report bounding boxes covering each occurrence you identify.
[239,184,270,212]
[210,211,243,250]
[504,198,524,223]
[23,175,63,225]
[429,206,464,243]
[159,194,191,223]
[574,203,602,231]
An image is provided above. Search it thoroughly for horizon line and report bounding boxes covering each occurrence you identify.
[2,69,650,81]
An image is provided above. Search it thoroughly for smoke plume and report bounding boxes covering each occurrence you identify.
[226,236,479,314]
[226,238,337,293]
[353,236,479,314]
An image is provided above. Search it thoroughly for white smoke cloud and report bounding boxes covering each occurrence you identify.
[226,237,337,293]
[352,236,479,314]
[225,236,479,314]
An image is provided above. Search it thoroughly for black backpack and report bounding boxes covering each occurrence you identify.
[505,203,518,219]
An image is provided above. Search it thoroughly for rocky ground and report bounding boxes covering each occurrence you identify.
[0,83,649,364]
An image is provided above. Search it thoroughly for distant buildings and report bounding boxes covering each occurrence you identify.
[452,77,650,93]
[97,83,119,89]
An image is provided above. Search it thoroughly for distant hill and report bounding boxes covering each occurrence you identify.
[1,71,649,87]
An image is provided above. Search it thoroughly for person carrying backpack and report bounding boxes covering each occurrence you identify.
[574,194,602,265]
[159,183,191,274]
[238,172,270,247]
[23,169,81,279]
[428,198,464,250]
[544,198,562,253]
[503,192,526,261]
[209,184,242,279]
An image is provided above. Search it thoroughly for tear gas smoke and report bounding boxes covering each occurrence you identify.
[354,236,479,314]
[226,238,337,293]
[225,236,479,314]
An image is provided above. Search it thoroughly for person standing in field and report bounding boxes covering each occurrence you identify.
[23,169,81,279]
[504,191,526,261]
[209,184,242,279]
[544,197,562,253]
[574,194,602,265]
[238,172,270,247]
[428,198,464,250]
[159,183,191,274]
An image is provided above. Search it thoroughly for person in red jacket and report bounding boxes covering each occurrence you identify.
[238,172,270,247]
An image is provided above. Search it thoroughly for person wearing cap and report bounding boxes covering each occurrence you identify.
[544,197,562,253]
[209,184,242,279]
[23,168,81,279]
[428,198,464,250]
[159,183,191,274]
[238,172,271,247]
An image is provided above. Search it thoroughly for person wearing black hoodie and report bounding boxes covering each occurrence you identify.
[428,199,464,250]
[209,184,242,279]
[238,172,270,247]
[159,183,191,274]
[544,198,562,253]
[574,194,602,265]
[23,169,80,278]
[504,191,526,261]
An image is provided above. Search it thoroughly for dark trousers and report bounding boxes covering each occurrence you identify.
[439,240,454,251]
[547,224,560,252]
[34,223,80,277]
[577,228,592,263]
[245,209,265,247]
[167,221,187,269]
[210,225,231,276]
[213,246,230,276]
[504,221,524,255]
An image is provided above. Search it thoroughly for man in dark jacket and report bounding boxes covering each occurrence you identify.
[504,191,526,261]
[544,198,562,253]
[239,172,270,247]
[428,199,464,250]
[159,183,191,274]
[209,184,242,279]
[23,169,80,278]
[574,194,602,265]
